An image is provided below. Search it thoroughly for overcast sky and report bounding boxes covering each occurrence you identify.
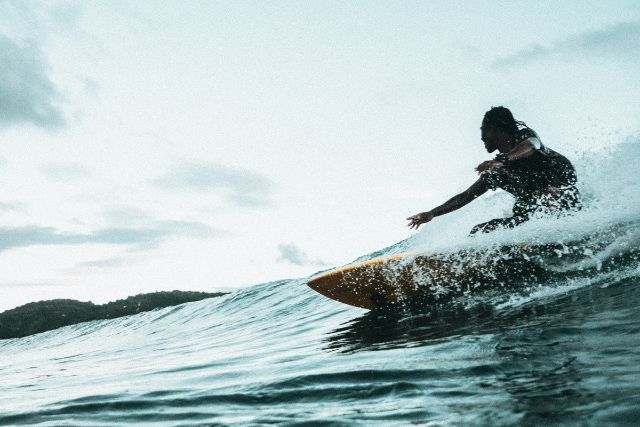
[1,1,639,310]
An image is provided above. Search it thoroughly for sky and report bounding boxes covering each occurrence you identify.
[1,0,639,310]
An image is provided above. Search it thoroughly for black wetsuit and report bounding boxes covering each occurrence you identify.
[470,128,581,235]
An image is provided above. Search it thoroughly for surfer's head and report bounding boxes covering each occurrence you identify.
[480,106,522,152]
[481,106,519,134]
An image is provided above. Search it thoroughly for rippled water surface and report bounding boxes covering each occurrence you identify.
[1,259,640,425]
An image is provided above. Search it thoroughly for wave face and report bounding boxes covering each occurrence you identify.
[1,141,640,425]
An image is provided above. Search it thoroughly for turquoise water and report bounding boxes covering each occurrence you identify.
[1,242,639,425]
[2,143,640,425]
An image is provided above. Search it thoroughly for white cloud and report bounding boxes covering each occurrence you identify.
[0,34,65,129]
[493,21,640,68]
[0,220,224,253]
[75,256,131,269]
[277,243,327,267]
[152,161,275,208]
[40,162,93,183]
[0,201,27,214]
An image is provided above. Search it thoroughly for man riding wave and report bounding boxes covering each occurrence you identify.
[407,106,581,235]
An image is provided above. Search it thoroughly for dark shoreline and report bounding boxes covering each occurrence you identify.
[0,290,227,340]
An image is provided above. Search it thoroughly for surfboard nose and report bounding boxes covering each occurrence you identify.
[306,255,409,310]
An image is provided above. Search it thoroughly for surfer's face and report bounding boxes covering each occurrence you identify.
[481,126,498,152]
[481,126,510,153]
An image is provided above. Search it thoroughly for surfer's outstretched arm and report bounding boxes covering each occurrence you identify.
[407,178,488,229]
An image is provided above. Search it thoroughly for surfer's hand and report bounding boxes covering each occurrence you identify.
[476,160,504,173]
[407,211,434,230]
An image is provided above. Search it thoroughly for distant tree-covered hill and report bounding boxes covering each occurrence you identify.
[0,290,226,340]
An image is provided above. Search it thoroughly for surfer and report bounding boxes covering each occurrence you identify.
[407,106,581,234]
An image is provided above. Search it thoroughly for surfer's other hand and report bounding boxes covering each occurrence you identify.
[475,160,504,173]
[407,211,434,230]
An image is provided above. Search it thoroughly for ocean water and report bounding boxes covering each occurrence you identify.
[1,142,639,426]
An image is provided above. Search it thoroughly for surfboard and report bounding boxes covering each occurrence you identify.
[307,245,547,310]
[308,221,637,310]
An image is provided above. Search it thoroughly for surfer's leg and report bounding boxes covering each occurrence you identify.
[469,216,523,235]
[559,185,582,212]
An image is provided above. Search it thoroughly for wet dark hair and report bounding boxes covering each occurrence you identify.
[481,106,527,135]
